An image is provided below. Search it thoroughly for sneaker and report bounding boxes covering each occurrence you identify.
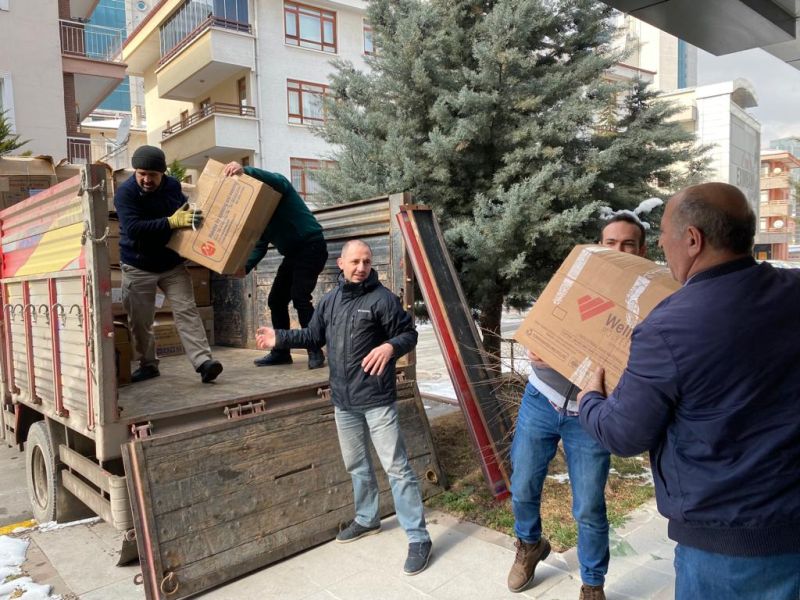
[579,584,605,600]
[197,359,223,383]
[335,520,380,543]
[507,537,551,593]
[254,350,293,367]
[307,349,325,369]
[131,365,160,383]
[403,541,432,576]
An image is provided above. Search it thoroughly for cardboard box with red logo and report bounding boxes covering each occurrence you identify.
[166,159,281,274]
[514,245,681,391]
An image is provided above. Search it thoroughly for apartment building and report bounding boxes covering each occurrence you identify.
[122,0,368,201]
[661,80,762,214]
[0,0,126,161]
[754,150,800,260]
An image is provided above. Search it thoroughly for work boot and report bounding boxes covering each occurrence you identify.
[579,584,605,600]
[336,520,380,543]
[131,365,160,383]
[307,348,325,369]
[197,359,223,383]
[403,541,432,576]
[507,537,551,593]
[254,349,292,367]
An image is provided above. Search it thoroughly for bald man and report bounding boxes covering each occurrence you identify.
[578,183,800,599]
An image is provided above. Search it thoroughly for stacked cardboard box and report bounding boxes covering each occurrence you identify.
[0,156,58,209]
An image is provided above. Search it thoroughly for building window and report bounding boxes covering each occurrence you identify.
[290,157,336,202]
[0,0,9,11]
[363,22,374,55]
[241,156,250,167]
[159,0,250,61]
[284,2,336,53]
[237,77,247,111]
[0,75,14,130]
[287,79,328,125]
[200,98,211,116]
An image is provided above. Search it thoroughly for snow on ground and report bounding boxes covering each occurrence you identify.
[0,536,55,600]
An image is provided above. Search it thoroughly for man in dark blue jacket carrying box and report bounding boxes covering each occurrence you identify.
[255,239,433,576]
[114,145,222,384]
[578,182,800,600]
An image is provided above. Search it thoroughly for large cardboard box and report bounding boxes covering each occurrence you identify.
[514,245,681,391]
[110,266,211,315]
[0,156,58,209]
[167,159,281,274]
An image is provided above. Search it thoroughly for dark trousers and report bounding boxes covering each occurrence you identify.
[268,239,328,332]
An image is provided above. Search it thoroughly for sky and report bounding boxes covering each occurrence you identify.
[698,48,800,146]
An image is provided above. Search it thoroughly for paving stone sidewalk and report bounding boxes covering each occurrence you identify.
[22,499,674,600]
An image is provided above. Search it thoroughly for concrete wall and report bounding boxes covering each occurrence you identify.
[0,1,68,158]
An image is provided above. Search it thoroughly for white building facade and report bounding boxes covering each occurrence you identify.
[123,0,369,201]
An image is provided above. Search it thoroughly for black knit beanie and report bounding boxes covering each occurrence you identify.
[132,145,167,172]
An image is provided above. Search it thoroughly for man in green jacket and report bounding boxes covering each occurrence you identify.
[223,162,327,369]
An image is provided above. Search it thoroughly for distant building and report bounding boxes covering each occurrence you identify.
[754,150,800,261]
[122,0,371,203]
[0,0,126,161]
[611,12,698,92]
[661,80,762,215]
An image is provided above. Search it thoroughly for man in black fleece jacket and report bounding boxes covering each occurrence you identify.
[114,145,222,384]
[255,240,433,576]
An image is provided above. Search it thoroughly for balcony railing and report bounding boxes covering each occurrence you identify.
[159,15,251,66]
[67,137,92,164]
[60,19,125,63]
[162,103,256,139]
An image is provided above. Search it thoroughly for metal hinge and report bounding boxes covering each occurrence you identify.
[224,400,266,420]
[130,421,152,440]
[317,387,331,401]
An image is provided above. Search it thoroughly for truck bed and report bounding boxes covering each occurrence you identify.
[118,347,330,424]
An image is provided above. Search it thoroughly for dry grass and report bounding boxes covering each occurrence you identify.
[427,410,654,552]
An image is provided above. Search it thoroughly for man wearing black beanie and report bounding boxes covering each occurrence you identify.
[114,145,223,384]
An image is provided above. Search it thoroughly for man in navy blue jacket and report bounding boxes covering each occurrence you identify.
[578,183,800,599]
[114,145,222,384]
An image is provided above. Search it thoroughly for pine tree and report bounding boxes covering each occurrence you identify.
[315,0,707,357]
[0,110,29,156]
[166,159,187,182]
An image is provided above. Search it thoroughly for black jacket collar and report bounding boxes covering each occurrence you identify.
[340,269,380,300]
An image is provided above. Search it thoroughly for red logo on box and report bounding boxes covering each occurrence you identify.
[577,295,615,320]
[200,240,216,257]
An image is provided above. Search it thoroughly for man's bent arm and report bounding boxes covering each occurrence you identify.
[275,296,328,349]
[579,323,678,456]
[378,294,417,357]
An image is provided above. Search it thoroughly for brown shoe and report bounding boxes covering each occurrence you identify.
[579,584,605,600]
[507,537,551,592]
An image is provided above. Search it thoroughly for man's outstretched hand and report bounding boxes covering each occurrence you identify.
[362,343,394,376]
[255,326,276,350]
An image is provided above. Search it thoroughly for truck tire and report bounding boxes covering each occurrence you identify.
[25,421,59,524]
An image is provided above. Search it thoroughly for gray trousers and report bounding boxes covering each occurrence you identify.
[121,263,212,370]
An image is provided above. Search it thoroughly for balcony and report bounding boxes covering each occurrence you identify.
[160,103,258,169]
[67,137,91,164]
[60,19,127,120]
[761,174,790,190]
[759,201,791,218]
[156,18,255,101]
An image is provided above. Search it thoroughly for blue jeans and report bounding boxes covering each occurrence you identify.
[334,404,430,543]
[675,544,800,600]
[510,383,610,586]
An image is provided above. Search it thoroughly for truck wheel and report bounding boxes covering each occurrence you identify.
[25,421,59,524]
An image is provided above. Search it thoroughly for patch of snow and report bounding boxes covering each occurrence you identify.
[546,473,570,484]
[0,536,54,600]
[36,517,100,533]
[608,467,654,486]
[418,380,457,400]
